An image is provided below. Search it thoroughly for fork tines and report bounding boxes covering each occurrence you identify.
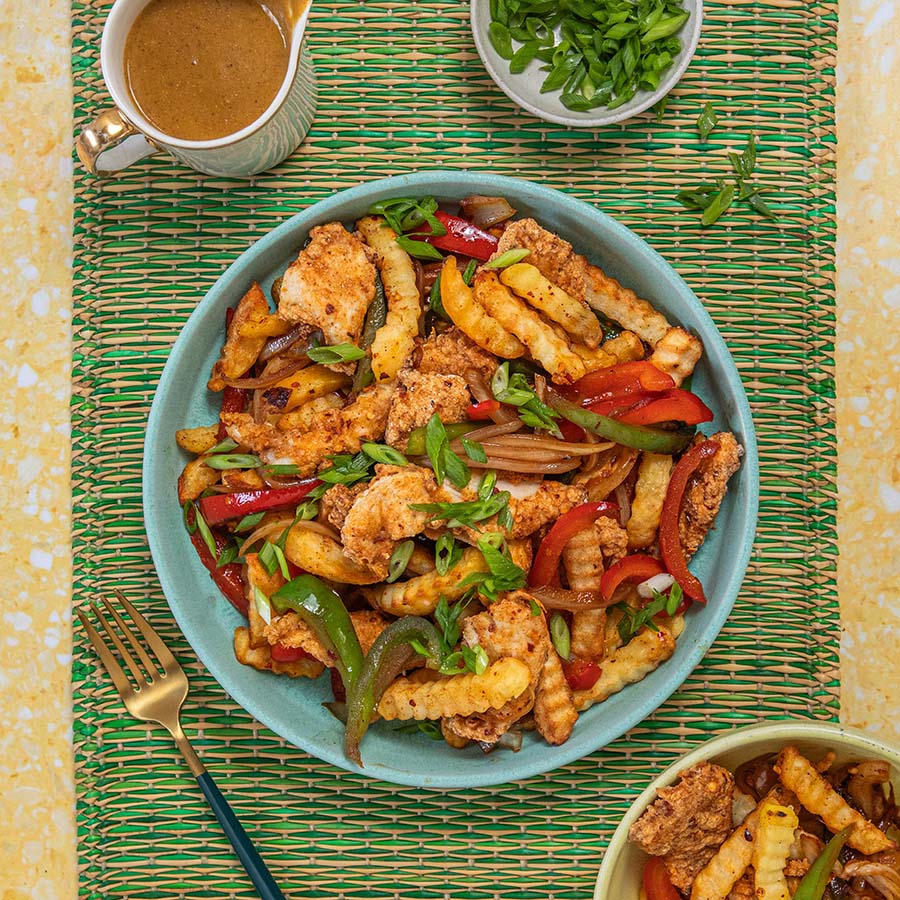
[77,591,180,694]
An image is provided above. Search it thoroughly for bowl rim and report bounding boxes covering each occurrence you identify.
[143,169,759,788]
[469,0,704,127]
[593,719,900,899]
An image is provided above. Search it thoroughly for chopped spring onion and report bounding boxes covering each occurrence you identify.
[489,0,689,112]
[253,585,272,625]
[484,248,530,269]
[386,540,415,583]
[549,612,571,660]
[307,343,366,365]
[362,443,408,466]
[203,454,261,470]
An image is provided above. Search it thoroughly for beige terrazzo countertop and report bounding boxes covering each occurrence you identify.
[0,0,897,893]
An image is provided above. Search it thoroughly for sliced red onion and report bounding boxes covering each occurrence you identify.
[459,195,516,229]
[637,573,675,599]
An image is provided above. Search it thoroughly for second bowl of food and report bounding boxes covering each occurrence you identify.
[595,720,900,900]
[144,170,758,787]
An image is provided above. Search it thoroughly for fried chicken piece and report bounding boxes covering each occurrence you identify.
[629,761,735,893]
[318,482,366,532]
[383,369,472,449]
[496,218,586,301]
[340,464,440,579]
[414,327,500,383]
[277,222,376,346]
[443,593,549,744]
[432,479,587,546]
[727,871,756,900]
[679,431,744,557]
[506,481,588,539]
[222,382,394,472]
[263,609,390,665]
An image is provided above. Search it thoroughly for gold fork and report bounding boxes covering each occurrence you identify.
[78,590,286,900]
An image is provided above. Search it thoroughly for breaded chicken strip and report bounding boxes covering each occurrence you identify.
[340,464,439,579]
[278,222,376,346]
[497,218,587,300]
[222,382,394,473]
[629,761,735,893]
[318,482,366,532]
[384,369,472,449]
[444,593,549,743]
[264,609,389,665]
[413,327,500,383]
[428,479,587,545]
[679,432,743,556]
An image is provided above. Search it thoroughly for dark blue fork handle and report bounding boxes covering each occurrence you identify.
[197,771,287,900]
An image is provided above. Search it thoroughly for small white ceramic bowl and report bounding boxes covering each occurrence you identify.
[470,0,703,127]
[594,720,900,900]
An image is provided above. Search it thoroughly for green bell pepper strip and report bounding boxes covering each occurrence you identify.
[351,274,388,394]
[270,575,364,693]
[405,421,482,456]
[792,826,852,900]
[546,390,694,454]
[344,616,443,766]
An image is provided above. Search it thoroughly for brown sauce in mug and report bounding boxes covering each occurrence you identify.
[123,0,291,141]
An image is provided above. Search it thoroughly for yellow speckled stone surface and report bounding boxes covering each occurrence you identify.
[0,0,77,896]
[835,1,900,742]
[0,0,896,894]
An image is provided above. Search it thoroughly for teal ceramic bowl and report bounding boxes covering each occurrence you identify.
[143,171,759,788]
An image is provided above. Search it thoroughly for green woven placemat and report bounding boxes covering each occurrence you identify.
[71,0,838,895]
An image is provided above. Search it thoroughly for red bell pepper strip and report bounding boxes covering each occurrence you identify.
[198,480,320,527]
[270,642,312,663]
[557,418,586,443]
[468,399,501,420]
[529,501,618,587]
[216,385,249,441]
[600,553,667,602]
[642,857,681,900]
[567,361,676,404]
[561,658,602,691]
[423,210,498,261]
[659,439,720,603]
[616,389,713,427]
[586,391,656,419]
[188,526,248,618]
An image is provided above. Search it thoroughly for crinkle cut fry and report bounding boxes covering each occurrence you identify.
[533,647,578,745]
[582,259,671,346]
[774,746,896,854]
[377,658,532,721]
[573,616,684,711]
[569,609,607,661]
[688,785,805,900]
[647,325,703,387]
[357,215,421,382]
[751,801,798,900]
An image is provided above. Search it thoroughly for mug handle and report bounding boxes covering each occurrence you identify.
[76,108,159,175]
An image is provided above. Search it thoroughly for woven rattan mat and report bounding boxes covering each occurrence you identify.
[71,0,838,895]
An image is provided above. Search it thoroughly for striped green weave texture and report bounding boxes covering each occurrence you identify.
[71,0,838,896]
